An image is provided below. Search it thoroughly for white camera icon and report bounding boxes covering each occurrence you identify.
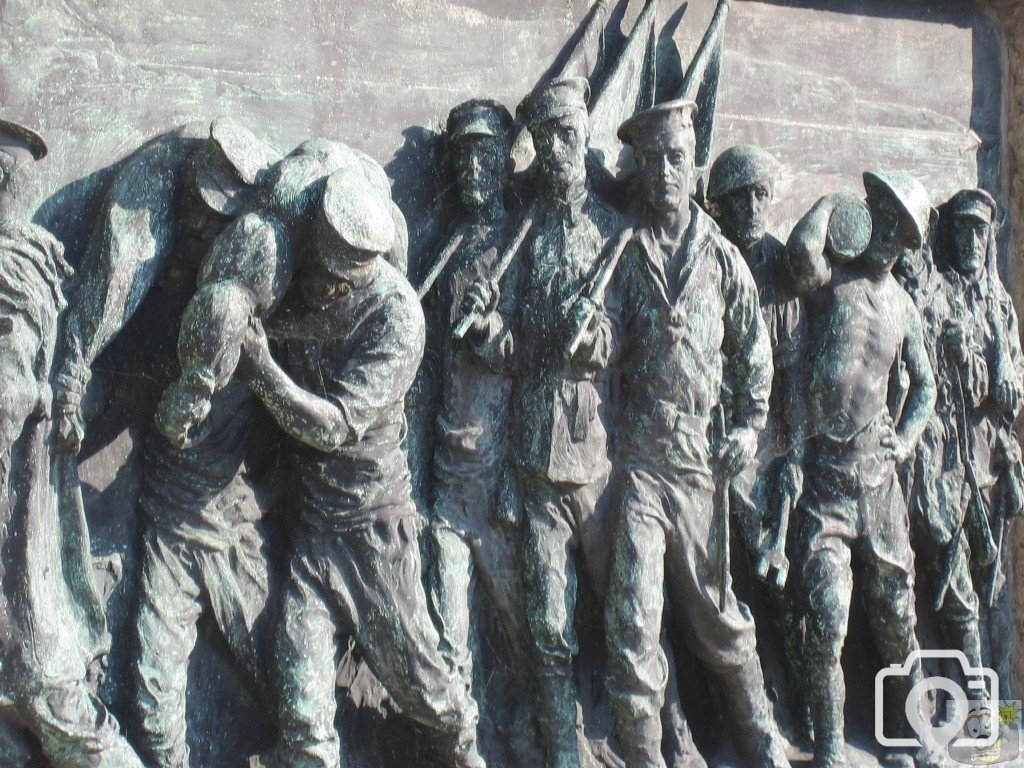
[875,650,1000,751]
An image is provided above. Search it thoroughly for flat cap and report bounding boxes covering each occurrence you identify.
[863,170,935,248]
[946,188,997,224]
[707,144,779,201]
[516,76,590,131]
[617,99,697,147]
[320,169,396,258]
[448,99,513,141]
[0,119,47,170]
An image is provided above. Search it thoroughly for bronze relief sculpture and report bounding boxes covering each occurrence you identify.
[0,2,1020,768]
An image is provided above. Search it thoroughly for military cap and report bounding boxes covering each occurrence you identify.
[0,119,47,175]
[516,76,590,131]
[448,99,514,141]
[320,169,396,258]
[706,144,779,202]
[617,99,697,147]
[946,188,997,224]
[197,118,280,216]
[863,170,935,248]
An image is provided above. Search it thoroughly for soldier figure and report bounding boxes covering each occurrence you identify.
[890,190,990,694]
[786,171,938,768]
[0,121,145,768]
[49,118,282,768]
[242,173,484,768]
[706,144,809,742]
[936,188,1024,697]
[463,76,624,768]
[422,99,524,732]
[605,101,788,768]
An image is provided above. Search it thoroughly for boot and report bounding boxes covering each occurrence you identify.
[715,654,792,768]
[809,664,847,768]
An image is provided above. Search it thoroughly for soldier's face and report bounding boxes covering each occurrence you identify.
[453,134,508,212]
[635,128,696,216]
[717,179,774,249]
[532,111,588,193]
[952,216,989,275]
[863,193,918,273]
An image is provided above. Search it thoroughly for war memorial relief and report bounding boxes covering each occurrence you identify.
[0,0,1022,766]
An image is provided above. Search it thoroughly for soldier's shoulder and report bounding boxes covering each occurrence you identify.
[376,259,425,329]
[585,189,627,235]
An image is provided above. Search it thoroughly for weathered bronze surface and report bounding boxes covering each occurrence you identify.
[0,2,1018,767]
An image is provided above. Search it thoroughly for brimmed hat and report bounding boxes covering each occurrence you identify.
[945,188,997,224]
[617,99,697,147]
[196,118,280,216]
[707,145,779,201]
[516,77,590,131]
[448,99,513,141]
[863,170,935,248]
[319,170,396,258]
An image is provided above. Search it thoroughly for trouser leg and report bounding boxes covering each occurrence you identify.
[18,680,146,768]
[605,471,669,768]
[428,525,475,696]
[800,534,853,766]
[131,531,203,768]
[521,477,583,768]
[268,554,342,768]
[468,516,526,662]
[661,476,787,768]
[339,517,479,764]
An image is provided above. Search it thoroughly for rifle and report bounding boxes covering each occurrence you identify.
[451,213,535,340]
[935,353,997,612]
[712,404,731,612]
[565,228,632,358]
[416,229,466,300]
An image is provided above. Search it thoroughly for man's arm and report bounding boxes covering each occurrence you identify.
[719,245,774,476]
[241,294,425,452]
[892,295,937,459]
[55,138,193,449]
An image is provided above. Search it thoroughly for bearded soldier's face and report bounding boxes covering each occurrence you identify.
[453,134,507,213]
[532,111,588,195]
[952,216,989,276]
[635,128,696,217]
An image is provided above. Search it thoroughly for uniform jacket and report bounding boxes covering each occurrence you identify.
[617,202,772,475]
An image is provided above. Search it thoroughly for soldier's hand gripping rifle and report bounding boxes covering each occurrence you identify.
[452,213,535,340]
[565,228,633,358]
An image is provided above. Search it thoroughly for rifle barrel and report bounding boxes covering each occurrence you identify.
[452,214,534,340]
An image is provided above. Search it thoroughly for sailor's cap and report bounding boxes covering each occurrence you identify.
[617,99,698,147]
